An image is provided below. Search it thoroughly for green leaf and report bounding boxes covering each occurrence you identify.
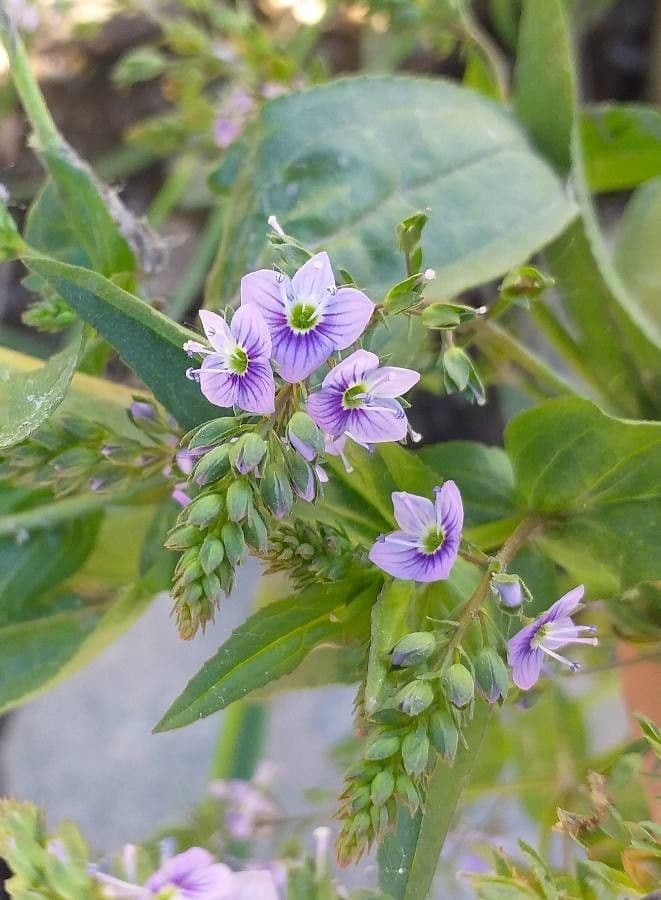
[615,177,661,328]
[22,256,219,429]
[378,703,494,899]
[0,322,85,449]
[582,104,661,194]
[505,397,661,594]
[208,75,576,304]
[155,576,379,731]
[252,644,364,698]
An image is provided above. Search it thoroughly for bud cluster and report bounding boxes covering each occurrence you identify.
[337,627,509,864]
[0,404,172,497]
[166,411,329,638]
[262,519,355,587]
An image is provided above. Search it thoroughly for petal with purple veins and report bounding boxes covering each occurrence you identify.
[391,491,434,535]
[199,357,239,407]
[368,534,423,580]
[367,366,420,398]
[435,480,464,540]
[544,585,585,623]
[317,286,374,349]
[199,311,232,353]
[230,304,272,359]
[291,251,335,301]
[307,388,349,436]
[321,349,379,390]
[235,361,275,414]
[240,269,288,329]
[343,400,408,443]
[273,326,335,382]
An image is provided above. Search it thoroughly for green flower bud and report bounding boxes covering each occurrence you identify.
[186,493,224,528]
[370,770,395,807]
[396,772,421,813]
[189,417,241,450]
[364,734,400,761]
[226,480,253,522]
[0,200,24,262]
[112,46,167,88]
[396,680,435,717]
[499,264,553,307]
[443,663,475,708]
[391,632,436,668]
[261,464,293,518]
[242,511,268,552]
[383,273,425,315]
[401,724,430,777]
[178,561,202,587]
[221,521,245,566]
[201,573,222,604]
[193,445,231,485]
[428,710,459,764]
[474,647,509,704]
[165,524,201,550]
[229,432,267,474]
[442,347,486,405]
[396,210,429,256]
[182,582,203,607]
[287,411,324,461]
[50,447,97,476]
[175,546,198,577]
[198,536,224,575]
[352,811,371,836]
[287,451,315,501]
[421,302,481,330]
[350,786,371,812]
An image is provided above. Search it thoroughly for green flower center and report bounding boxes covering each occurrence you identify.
[342,383,366,409]
[421,525,444,554]
[289,302,319,332]
[228,345,249,375]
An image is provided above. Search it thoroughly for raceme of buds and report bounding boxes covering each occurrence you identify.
[262,520,354,587]
[474,647,509,704]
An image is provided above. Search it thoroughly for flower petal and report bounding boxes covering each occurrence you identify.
[321,349,379,390]
[199,356,239,407]
[507,631,544,690]
[391,491,434,535]
[272,325,334,382]
[230,304,272,359]
[198,311,231,353]
[291,251,335,301]
[343,400,408,443]
[317,286,374,350]
[368,533,423,580]
[435,480,464,540]
[233,870,280,900]
[368,366,420,398]
[545,585,585,623]
[240,269,288,330]
[307,387,348,436]
[235,361,275,414]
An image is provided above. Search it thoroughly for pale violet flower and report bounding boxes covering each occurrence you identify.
[210,770,279,841]
[185,308,275,415]
[369,483,463,582]
[507,585,597,690]
[240,252,374,382]
[307,349,419,443]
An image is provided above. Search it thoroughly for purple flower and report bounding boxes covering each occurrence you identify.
[210,773,279,841]
[369,482,463,582]
[185,308,275,415]
[307,349,419,443]
[240,253,374,382]
[507,585,598,690]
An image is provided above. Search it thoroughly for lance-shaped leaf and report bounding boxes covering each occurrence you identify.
[155,575,379,732]
[23,256,219,429]
[581,104,661,194]
[207,75,575,305]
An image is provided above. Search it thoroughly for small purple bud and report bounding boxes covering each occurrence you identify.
[490,573,528,611]
[391,632,436,668]
[130,400,157,421]
[172,486,191,508]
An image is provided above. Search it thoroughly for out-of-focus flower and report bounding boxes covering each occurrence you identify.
[507,585,597,690]
[213,87,255,149]
[240,252,373,382]
[210,767,280,841]
[369,483,463,582]
[307,349,419,443]
[185,308,275,415]
[7,0,39,32]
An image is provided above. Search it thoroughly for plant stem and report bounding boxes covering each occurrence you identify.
[147,154,197,229]
[168,205,226,321]
[210,701,267,781]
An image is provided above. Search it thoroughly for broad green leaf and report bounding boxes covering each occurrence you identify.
[515,0,661,418]
[378,703,493,899]
[252,644,364,698]
[582,104,661,194]
[207,75,576,304]
[22,256,219,429]
[24,180,91,268]
[418,441,516,525]
[615,177,661,328]
[155,575,379,732]
[0,322,85,450]
[505,397,661,594]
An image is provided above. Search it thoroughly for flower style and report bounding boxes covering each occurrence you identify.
[369,482,463,582]
[93,846,279,899]
[240,252,374,382]
[507,585,598,690]
[185,308,275,415]
[307,349,420,443]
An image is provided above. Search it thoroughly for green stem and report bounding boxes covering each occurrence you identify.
[147,154,197,229]
[210,701,267,781]
[169,205,225,321]
[0,12,60,149]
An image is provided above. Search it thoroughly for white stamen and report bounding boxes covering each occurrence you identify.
[267,214,285,236]
[539,645,581,671]
[423,268,436,283]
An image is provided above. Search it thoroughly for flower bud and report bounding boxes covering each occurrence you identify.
[364,734,400,761]
[443,663,474,708]
[198,535,225,575]
[391,632,436,668]
[395,772,421,813]
[201,573,222,604]
[189,417,241,450]
[499,265,553,306]
[370,770,395,807]
[474,647,509,704]
[261,464,293,518]
[165,524,201,550]
[287,411,323,461]
[221,521,245,566]
[490,573,529,611]
[349,786,371,812]
[287,452,315,502]
[242,511,268,552]
[229,432,267,474]
[443,347,486,406]
[226,480,253,522]
[401,724,430,777]
[193,445,231,485]
[421,302,480,330]
[129,399,157,423]
[396,680,435,717]
[186,494,224,528]
[428,710,458,764]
